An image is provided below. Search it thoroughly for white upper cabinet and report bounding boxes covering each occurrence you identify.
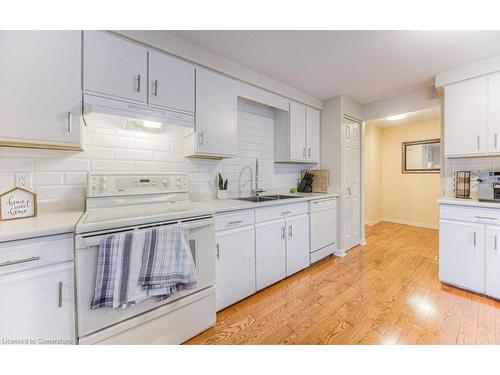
[488,72,500,153]
[0,31,83,150]
[84,31,148,103]
[306,107,320,163]
[184,68,237,158]
[275,101,321,163]
[148,51,195,113]
[444,76,488,157]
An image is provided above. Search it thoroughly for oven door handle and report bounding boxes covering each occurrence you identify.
[78,219,214,248]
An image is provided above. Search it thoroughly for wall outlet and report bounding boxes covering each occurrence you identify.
[15,172,32,189]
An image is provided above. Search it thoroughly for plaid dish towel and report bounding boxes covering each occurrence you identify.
[139,225,197,300]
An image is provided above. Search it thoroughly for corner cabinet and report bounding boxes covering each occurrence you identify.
[275,101,320,163]
[0,31,83,150]
[184,68,238,159]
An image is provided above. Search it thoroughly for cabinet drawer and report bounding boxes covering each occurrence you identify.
[255,202,308,223]
[309,198,336,212]
[440,204,500,224]
[0,234,73,275]
[215,209,255,231]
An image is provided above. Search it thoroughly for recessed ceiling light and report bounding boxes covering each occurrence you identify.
[143,120,163,129]
[386,114,408,121]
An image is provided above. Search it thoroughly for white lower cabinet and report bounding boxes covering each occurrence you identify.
[486,226,500,299]
[256,219,287,291]
[215,225,256,311]
[439,219,485,293]
[285,214,310,277]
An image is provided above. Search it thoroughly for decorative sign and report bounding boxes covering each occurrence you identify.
[0,187,38,221]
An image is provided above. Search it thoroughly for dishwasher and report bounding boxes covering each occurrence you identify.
[309,198,337,263]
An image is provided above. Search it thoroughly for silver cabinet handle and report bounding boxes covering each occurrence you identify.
[199,132,204,146]
[281,211,292,216]
[473,231,477,246]
[308,148,311,157]
[227,220,242,225]
[216,243,220,260]
[495,235,498,251]
[0,256,40,268]
[153,79,158,96]
[58,281,63,308]
[67,112,72,133]
[477,135,480,151]
[303,147,306,158]
[288,225,293,238]
[281,227,285,240]
[136,74,141,92]
[474,216,497,220]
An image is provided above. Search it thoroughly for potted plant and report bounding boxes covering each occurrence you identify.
[217,173,229,200]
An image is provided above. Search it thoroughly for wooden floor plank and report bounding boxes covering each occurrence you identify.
[185,222,500,344]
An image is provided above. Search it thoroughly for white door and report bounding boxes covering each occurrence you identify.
[0,262,75,343]
[83,31,148,103]
[439,220,485,293]
[0,31,82,148]
[289,101,307,161]
[342,118,361,251]
[306,107,320,163]
[285,214,310,276]
[148,51,195,113]
[486,226,500,299]
[488,72,500,153]
[255,219,286,290]
[215,225,256,311]
[195,68,237,157]
[444,76,488,156]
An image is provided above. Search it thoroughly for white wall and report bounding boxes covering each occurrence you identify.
[0,101,306,209]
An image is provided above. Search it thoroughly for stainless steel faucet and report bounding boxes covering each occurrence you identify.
[255,158,265,198]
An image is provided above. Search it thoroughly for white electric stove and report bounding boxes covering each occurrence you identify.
[75,172,216,344]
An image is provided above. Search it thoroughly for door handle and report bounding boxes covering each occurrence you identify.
[281,211,292,216]
[227,220,243,226]
[67,112,72,133]
[477,135,480,151]
[58,281,63,308]
[495,235,498,251]
[288,225,293,238]
[216,243,220,260]
[136,74,141,92]
[281,227,286,240]
[473,231,477,246]
[347,186,352,195]
[153,79,158,96]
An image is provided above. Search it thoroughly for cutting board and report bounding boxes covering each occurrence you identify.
[301,170,329,193]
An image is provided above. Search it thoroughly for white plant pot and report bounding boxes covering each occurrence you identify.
[217,190,229,200]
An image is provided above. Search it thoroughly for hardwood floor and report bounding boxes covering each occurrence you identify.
[186,222,500,344]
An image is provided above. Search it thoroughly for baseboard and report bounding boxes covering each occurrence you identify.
[365,218,383,226]
[334,248,346,257]
[381,217,438,230]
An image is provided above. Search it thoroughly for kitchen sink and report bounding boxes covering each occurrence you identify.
[236,194,303,202]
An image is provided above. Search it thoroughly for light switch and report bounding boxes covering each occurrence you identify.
[15,172,32,189]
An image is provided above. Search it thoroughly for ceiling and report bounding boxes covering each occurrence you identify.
[168,31,500,104]
[367,106,441,128]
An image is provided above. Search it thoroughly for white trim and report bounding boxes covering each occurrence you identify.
[365,218,383,226]
[381,217,438,230]
[334,248,346,257]
[435,54,500,87]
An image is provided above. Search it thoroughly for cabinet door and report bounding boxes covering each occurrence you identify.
[255,219,286,290]
[285,214,310,276]
[0,31,82,148]
[148,51,195,113]
[0,262,75,343]
[488,72,500,153]
[83,31,147,103]
[289,101,307,161]
[486,226,500,299]
[439,220,485,293]
[215,225,256,311]
[194,68,237,157]
[444,76,488,156]
[306,107,320,163]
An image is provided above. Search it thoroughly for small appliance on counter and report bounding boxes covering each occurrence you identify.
[454,171,471,199]
[298,171,314,192]
[478,170,500,202]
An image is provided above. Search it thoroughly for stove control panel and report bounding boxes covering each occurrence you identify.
[88,173,188,197]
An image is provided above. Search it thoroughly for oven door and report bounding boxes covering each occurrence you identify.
[75,217,215,338]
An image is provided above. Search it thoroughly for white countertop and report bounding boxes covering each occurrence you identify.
[439,196,500,209]
[198,192,338,214]
[0,209,84,243]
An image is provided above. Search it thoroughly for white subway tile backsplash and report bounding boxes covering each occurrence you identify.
[0,157,34,171]
[35,158,90,171]
[64,172,88,185]
[0,148,63,158]
[135,161,170,172]
[89,134,135,149]
[64,147,114,160]
[91,160,135,171]
[0,172,15,189]
[114,149,153,161]
[33,172,63,186]
[135,138,172,152]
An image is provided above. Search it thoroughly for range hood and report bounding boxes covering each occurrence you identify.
[83,94,195,130]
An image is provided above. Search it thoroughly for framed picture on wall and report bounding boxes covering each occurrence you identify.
[401,139,441,174]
